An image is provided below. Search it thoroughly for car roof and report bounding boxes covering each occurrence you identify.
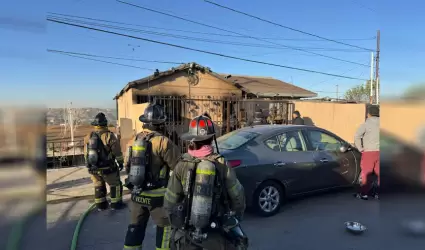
[239,125,315,134]
[237,124,341,139]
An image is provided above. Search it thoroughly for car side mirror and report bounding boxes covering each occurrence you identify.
[339,144,351,153]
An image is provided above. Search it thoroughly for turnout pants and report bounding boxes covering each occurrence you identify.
[124,198,171,250]
[90,169,123,209]
[171,229,237,250]
[359,151,380,195]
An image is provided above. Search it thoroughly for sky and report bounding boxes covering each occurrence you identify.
[1,0,424,108]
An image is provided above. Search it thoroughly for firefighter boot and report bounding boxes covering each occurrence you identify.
[110,181,125,210]
[95,185,108,211]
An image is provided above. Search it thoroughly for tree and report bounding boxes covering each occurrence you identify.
[344,81,376,102]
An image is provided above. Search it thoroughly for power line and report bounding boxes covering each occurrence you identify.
[48,50,155,70]
[203,0,374,52]
[48,15,369,53]
[115,0,369,67]
[48,49,184,64]
[47,18,368,81]
[47,12,376,41]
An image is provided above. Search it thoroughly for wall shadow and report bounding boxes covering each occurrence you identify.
[303,116,315,126]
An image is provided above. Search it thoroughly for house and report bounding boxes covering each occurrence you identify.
[114,62,317,141]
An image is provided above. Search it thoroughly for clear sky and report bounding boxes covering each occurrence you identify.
[1,0,423,108]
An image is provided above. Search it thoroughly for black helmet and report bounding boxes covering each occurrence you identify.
[91,112,108,126]
[181,115,216,142]
[139,103,167,125]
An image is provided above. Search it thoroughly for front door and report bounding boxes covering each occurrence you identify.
[262,130,317,194]
[302,129,355,188]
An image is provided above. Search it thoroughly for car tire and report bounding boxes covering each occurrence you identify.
[253,180,284,217]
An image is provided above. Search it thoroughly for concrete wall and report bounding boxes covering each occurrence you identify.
[292,101,366,143]
[381,101,425,146]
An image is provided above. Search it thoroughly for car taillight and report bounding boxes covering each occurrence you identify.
[227,160,242,168]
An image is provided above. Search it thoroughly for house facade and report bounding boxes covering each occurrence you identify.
[114,63,317,145]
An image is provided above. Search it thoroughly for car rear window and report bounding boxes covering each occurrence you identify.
[216,130,259,150]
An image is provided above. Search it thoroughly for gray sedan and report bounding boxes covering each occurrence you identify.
[216,125,361,217]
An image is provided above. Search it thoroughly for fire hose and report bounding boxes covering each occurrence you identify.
[70,203,96,250]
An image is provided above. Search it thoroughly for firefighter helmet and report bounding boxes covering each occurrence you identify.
[181,115,216,142]
[139,103,167,125]
[91,112,108,127]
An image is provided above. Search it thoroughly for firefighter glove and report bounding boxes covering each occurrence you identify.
[88,165,98,175]
[118,163,124,171]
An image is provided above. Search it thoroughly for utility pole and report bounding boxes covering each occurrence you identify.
[375,30,380,104]
[336,84,339,101]
[369,52,374,104]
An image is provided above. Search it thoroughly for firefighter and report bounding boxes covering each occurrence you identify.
[164,113,248,250]
[123,103,180,250]
[84,112,125,211]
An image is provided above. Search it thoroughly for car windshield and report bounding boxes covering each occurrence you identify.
[216,130,259,150]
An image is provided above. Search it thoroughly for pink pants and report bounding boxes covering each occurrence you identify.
[360,151,380,194]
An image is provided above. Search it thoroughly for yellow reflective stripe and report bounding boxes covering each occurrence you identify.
[116,155,124,161]
[159,167,166,178]
[95,197,107,203]
[164,191,178,203]
[161,226,171,249]
[156,248,169,250]
[124,245,142,249]
[195,169,216,175]
[228,181,243,197]
[140,188,166,197]
[133,146,145,151]
[110,197,121,203]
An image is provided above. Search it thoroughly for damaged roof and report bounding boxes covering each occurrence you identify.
[114,62,317,100]
[216,74,317,98]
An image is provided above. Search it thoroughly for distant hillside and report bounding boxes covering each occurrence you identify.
[46,108,117,126]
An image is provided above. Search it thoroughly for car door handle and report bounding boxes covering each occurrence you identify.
[320,158,329,163]
[274,162,286,166]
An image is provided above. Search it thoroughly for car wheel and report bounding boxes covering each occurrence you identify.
[253,180,284,217]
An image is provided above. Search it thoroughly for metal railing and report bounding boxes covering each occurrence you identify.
[47,139,85,168]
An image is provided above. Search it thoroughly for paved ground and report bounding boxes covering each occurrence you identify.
[40,190,425,250]
[47,167,129,203]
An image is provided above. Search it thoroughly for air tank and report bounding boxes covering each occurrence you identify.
[128,139,148,187]
[87,137,99,166]
[190,160,216,229]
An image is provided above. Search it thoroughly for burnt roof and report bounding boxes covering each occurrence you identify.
[114,62,317,100]
[217,74,317,98]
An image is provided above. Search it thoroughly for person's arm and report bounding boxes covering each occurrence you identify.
[354,123,366,152]
[124,136,135,173]
[159,136,180,171]
[83,134,89,164]
[164,162,184,215]
[108,133,124,169]
[219,158,246,219]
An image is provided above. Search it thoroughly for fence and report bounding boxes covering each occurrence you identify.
[128,96,295,154]
[46,139,85,168]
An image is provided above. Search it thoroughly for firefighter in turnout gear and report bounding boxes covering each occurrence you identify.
[123,103,180,250]
[164,113,248,250]
[84,112,125,211]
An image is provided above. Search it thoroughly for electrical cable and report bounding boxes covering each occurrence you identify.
[203,0,374,52]
[47,12,376,41]
[115,0,369,67]
[46,18,368,81]
[47,15,369,53]
[48,49,184,64]
[49,50,155,70]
